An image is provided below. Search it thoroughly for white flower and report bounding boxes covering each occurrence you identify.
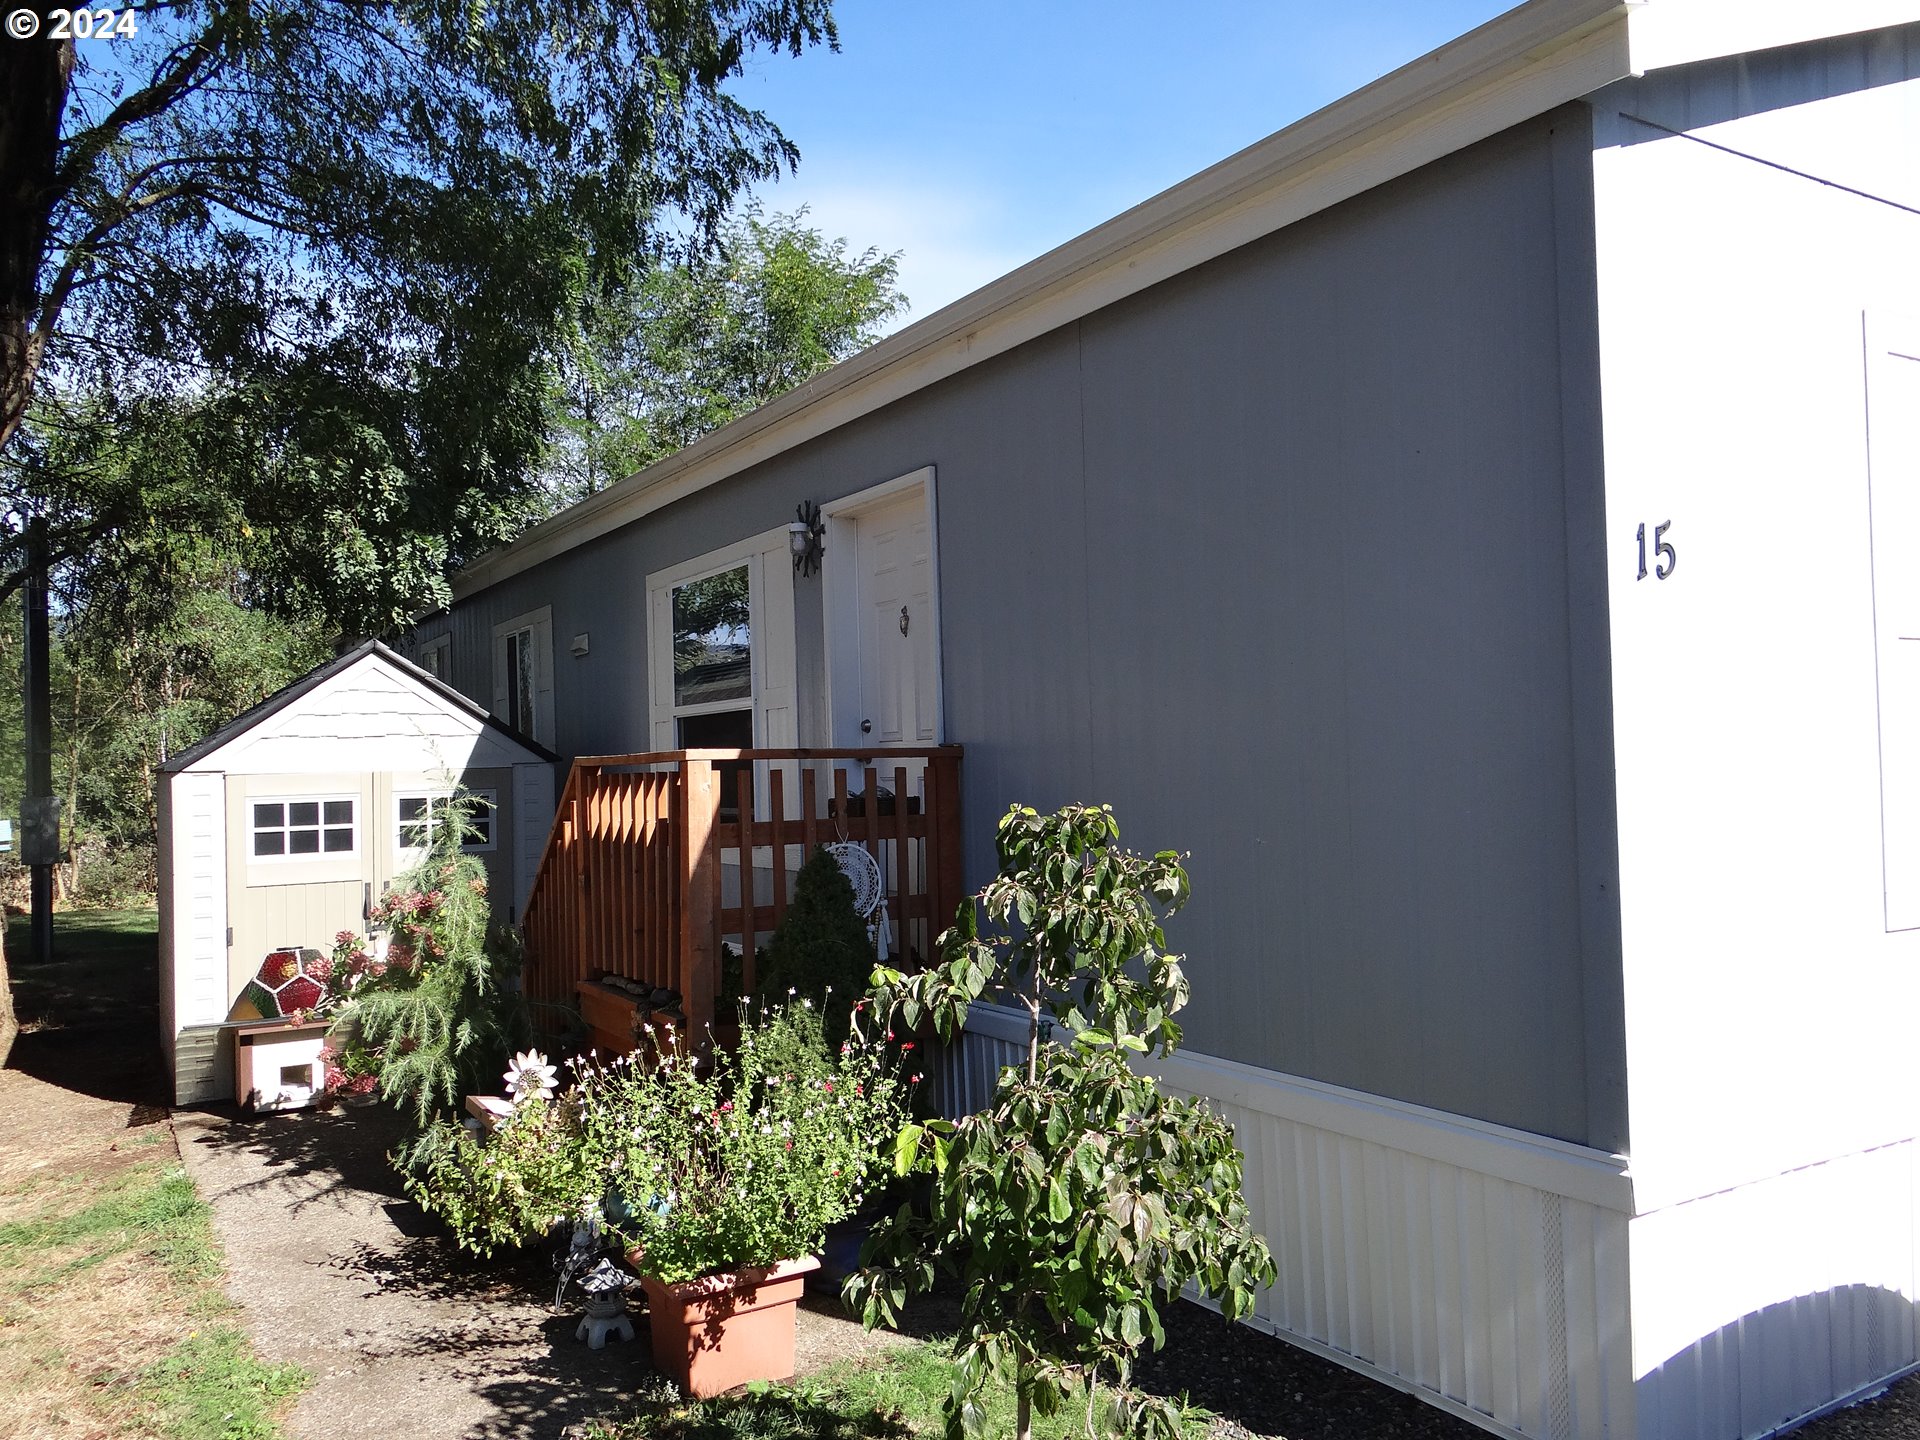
[504,1048,559,1104]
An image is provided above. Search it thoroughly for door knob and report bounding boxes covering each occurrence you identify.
[860,719,872,734]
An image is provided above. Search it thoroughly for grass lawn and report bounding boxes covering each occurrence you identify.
[584,1344,1209,1440]
[0,906,307,1440]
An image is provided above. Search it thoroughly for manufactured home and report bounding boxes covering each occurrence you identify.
[157,641,555,1105]
[409,3,1920,1436]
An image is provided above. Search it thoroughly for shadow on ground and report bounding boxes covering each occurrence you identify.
[6,910,167,1118]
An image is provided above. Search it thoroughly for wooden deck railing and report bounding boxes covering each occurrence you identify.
[521,747,964,1042]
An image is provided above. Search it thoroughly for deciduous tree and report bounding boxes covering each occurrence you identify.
[0,0,840,631]
[547,206,905,502]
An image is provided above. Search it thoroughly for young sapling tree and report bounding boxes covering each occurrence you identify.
[851,803,1276,1440]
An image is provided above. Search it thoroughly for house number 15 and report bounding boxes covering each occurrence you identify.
[1636,521,1676,581]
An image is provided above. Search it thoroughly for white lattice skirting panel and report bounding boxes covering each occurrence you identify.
[940,1005,1635,1440]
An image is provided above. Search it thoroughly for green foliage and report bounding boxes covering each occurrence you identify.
[5,1,841,632]
[583,1342,1207,1440]
[142,1327,308,1440]
[403,1002,913,1277]
[401,1095,597,1258]
[335,800,529,1127]
[63,840,157,909]
[549,206,906,501]
[586,1002,910,1283]
[0,532,331,894]
[851,805,1276,1440]
[756,846,874,1037]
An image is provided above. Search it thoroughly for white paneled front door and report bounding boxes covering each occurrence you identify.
[853,488,936,746]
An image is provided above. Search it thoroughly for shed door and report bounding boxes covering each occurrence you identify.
[851,489,937,746]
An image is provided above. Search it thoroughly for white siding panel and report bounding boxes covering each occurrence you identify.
[166,771,228,1104]
[950,1007,1632,1440]
[512,762,555,916]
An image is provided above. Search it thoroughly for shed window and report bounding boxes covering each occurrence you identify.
[252,798,356,859]
[396,792,495,853]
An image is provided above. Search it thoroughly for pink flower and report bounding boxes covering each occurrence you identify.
[334,930,357,946]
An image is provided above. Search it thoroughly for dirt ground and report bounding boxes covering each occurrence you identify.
[0,913,222,1439]
[0,1067,183,1440]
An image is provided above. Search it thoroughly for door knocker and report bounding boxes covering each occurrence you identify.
[898,605,909,637]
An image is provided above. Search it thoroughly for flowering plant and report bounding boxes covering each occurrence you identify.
[579,999,914,1284]
[403,1093,595,1257]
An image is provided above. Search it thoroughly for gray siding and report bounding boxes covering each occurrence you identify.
[436,108,1625,1150]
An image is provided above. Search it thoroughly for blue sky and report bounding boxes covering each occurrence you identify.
[731,1,1518,329]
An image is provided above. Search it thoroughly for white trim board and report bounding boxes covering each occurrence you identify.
[644,526,799,755]
[961,1002,1632,1213]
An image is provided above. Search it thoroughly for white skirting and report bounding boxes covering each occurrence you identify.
[943,1004,1636,1440]
[1628,1140,1920,1440]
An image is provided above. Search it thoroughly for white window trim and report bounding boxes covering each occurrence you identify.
[645,527,796,754]
[248,794,360,864]
[491,605,554,746]
[394,790,498,856]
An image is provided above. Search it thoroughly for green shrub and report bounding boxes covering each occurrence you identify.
[588,1002,909,1282]
[854,804,1276,1440]
[404,1001,914,1275]
[755,846,872,1037]
[66,841,156,909]
[402,1095,595,1256]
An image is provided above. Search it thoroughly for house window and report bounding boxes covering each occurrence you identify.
[417,635,451,680]
[252,798,356,859]
[396,792,496,853]
[491,606,553,745]
[671,563,754,740]
[504,627,536,735]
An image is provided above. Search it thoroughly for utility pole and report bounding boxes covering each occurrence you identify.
[22,517,55,966]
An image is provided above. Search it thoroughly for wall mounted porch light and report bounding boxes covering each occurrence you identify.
[789,500,824,577]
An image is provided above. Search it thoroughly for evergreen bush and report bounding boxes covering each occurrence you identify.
[755,845,873,1036]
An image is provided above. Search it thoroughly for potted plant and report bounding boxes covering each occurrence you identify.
[578,1001,911,1397]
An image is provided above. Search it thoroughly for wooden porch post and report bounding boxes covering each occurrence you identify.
[679,757,720,1040]
[930,749,966,937]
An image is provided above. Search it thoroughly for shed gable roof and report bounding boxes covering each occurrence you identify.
[161,640,557,775]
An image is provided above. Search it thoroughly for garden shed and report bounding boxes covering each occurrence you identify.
[156,640,556,1106]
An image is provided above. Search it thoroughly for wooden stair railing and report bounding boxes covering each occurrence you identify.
[520,747,964,1044]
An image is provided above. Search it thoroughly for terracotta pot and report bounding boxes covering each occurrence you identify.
[635,1254,820,1398]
